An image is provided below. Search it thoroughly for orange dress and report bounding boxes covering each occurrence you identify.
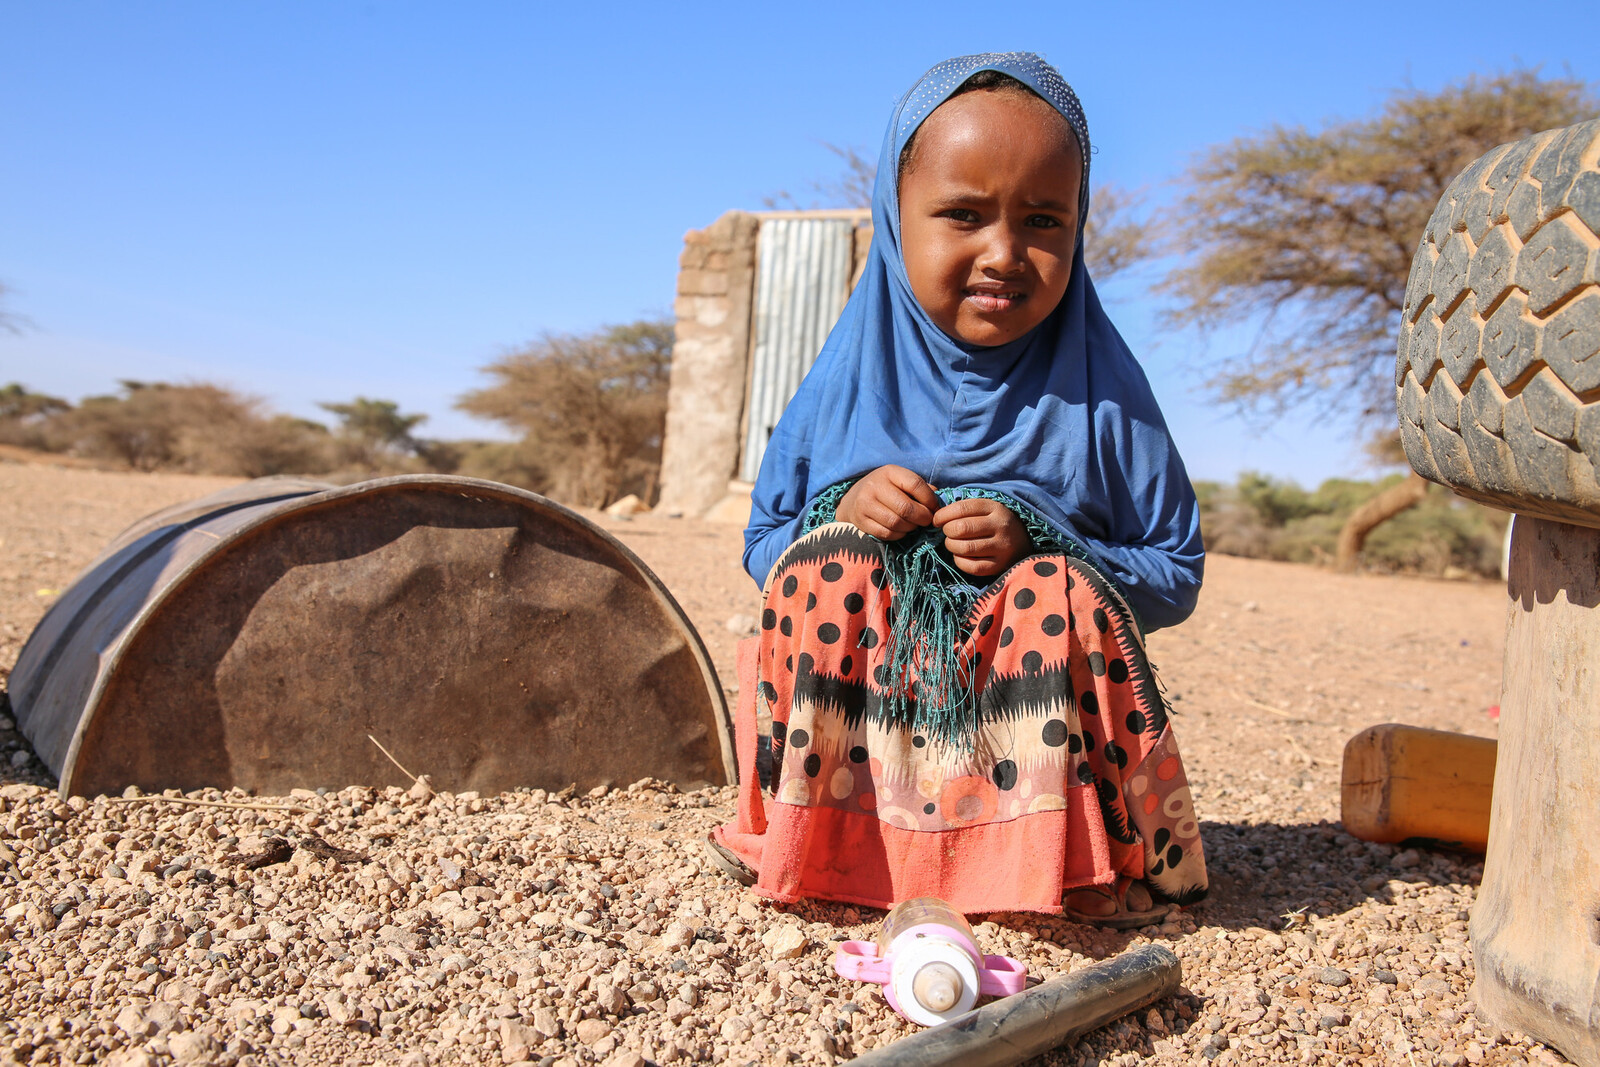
[714,523,1208,914]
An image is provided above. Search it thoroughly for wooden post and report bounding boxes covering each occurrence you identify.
[1472,516,1600,1065]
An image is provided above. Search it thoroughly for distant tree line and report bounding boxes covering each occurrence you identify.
[0,317,672,508]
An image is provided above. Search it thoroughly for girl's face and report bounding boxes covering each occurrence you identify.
[899,90,1082,347]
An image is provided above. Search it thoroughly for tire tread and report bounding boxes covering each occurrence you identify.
[1397,119,1600,526]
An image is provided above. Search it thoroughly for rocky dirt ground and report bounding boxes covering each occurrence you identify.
[0,460,1563,1066]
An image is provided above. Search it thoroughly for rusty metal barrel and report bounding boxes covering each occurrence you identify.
[10,474,733,799]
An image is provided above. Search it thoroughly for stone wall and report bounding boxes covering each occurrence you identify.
[656,211,759,517]
[658,210,873,520]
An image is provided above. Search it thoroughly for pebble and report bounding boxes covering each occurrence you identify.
[574,1018,613,1045]
[761,924,806,960]
[658,920,696,951]
[0,773,1558,1066]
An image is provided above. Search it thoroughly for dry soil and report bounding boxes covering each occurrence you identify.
[0,460,1561,1066]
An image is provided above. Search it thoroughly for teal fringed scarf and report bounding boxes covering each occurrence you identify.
[800,482,1082,749]
[875,522,985,747]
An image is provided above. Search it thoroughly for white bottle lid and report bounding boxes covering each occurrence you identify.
[888,935,981,1026]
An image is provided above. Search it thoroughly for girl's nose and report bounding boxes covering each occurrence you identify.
[975,224,1028,275]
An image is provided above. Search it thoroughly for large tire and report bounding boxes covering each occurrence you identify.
[1396,118,1600,527]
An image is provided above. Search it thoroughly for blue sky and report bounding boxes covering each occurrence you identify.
[2,1,1595,485]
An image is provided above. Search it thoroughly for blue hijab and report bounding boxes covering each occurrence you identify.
[744,52,1203,632]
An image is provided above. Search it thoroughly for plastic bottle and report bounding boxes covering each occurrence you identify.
[833,897,1027,1026]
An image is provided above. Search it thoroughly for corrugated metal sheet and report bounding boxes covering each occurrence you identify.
[740,218,855,481]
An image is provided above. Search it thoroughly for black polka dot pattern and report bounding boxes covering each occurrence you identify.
[992,760,1018,790]
[750,539,1195,901]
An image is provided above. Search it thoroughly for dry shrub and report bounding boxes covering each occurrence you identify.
[0,381,446,479]
[456,319,671,508]
[1196,472,1507,576]
[0,384,72,452]
[53,382,338,475]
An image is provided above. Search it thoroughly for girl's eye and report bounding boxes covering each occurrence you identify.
[939,209,980,223]
[1027,214,1062,228]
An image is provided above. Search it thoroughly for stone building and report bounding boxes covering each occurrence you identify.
[656,209,873,523]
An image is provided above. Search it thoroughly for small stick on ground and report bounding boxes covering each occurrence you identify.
[563,918,613,941]
[1246,698,1304,720]
[300,835,369,865]
[368,734,419,784]
[104,795,310,814]
[233,839,294,870]
[1282,731,1318,766]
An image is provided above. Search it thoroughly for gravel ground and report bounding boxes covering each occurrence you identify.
[0,460,1568,1066]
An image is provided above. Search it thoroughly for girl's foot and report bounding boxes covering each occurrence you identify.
[1062,876,1172,930]
[703,833,757,886]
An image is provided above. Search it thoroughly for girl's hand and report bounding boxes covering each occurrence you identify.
[837,465,941,541]
[934,498,1030,577]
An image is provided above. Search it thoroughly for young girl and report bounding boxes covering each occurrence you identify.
[710,53,1207,927]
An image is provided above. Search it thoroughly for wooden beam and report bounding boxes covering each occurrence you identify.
[1340,723,1496,852]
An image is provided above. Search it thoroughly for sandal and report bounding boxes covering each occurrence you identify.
[703,833,757,887]
[1062,876,1173,930]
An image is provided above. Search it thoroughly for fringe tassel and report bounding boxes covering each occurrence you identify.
[878,527,986,749]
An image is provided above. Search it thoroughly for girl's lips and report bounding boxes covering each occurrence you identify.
[964,290,1026,313]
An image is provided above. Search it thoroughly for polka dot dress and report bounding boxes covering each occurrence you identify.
[723,522,1207,912]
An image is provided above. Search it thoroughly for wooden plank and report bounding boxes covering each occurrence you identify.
[1340,723,1496,852]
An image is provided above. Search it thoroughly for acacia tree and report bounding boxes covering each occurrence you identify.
[1164,70,1596,569]
[457,319,672,508]
[318,396,430,470]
